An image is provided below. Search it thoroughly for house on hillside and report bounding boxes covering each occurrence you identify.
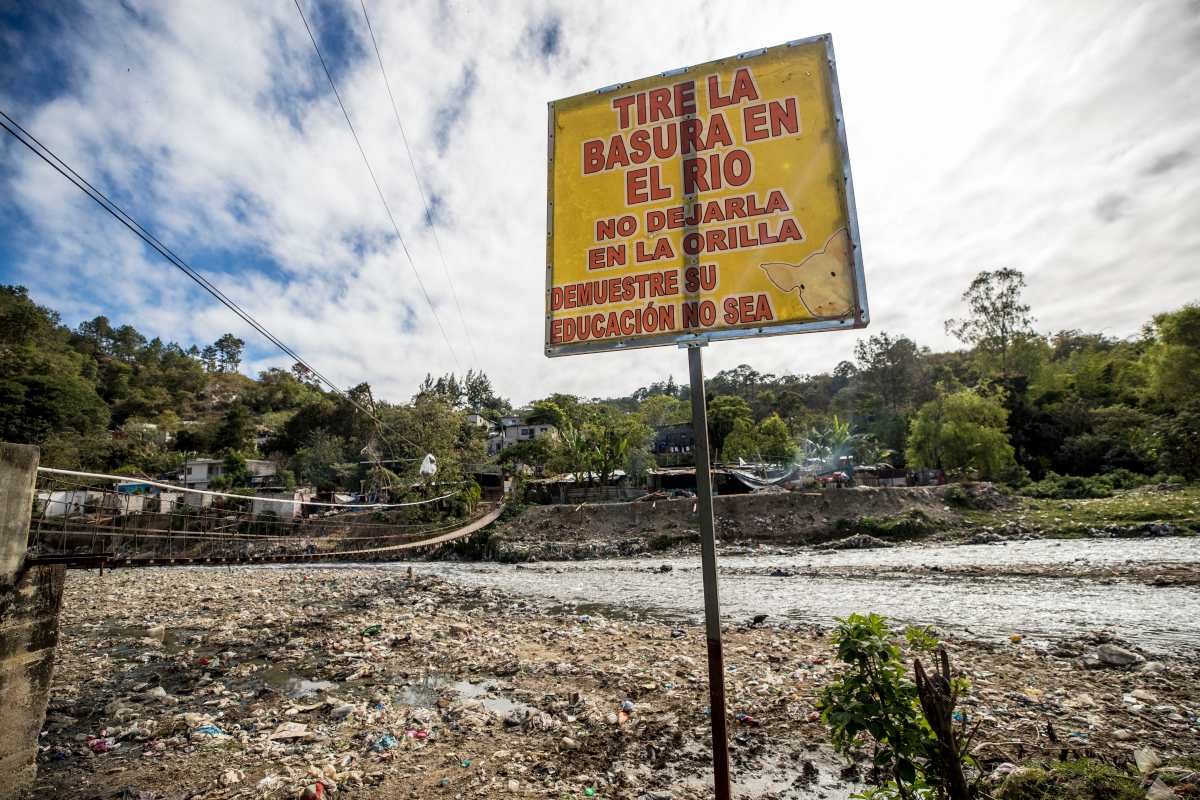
[182,458,277,491]
[652,422,695,466]
[487,414,558,455]
[466,413,495,433]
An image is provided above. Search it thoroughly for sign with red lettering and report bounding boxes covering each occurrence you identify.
[545,35,868,356]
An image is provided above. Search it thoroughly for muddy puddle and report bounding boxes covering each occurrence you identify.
[417,537,1200,655]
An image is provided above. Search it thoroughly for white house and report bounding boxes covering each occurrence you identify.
[250,488,313,520]
[182,458,277,490]
[487,415,558,455]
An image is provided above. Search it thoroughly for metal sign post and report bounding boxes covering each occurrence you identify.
[686,342,733,800]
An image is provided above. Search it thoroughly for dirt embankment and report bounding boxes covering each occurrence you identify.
[480,484,1008,561]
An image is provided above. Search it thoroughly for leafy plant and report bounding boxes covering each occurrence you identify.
[818,613,932,794]
[820,613,979,800]
[904,625,941,654]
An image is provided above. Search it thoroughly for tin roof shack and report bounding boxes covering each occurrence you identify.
[525,471,643,505]
[646,467,753,495]
[854,464,910,487]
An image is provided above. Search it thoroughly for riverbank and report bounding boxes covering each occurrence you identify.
[35,563,1200,799]
[465,484,1200,562]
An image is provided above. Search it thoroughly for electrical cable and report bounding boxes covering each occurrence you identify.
[293,0,462,371]
[358,0,479,367]
[0,109,421,454]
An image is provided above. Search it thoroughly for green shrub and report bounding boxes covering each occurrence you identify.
[942,484,970,507]
[903,625,941,653]
[1096,468,1143,490]
[818,614,932,792]
[1020,472,1112,499]
[820,614,978,800]
[837,510,937,539]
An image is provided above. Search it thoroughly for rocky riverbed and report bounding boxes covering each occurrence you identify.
[34,563,1200,799]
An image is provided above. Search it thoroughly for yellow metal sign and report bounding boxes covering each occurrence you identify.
[545,34,868,356]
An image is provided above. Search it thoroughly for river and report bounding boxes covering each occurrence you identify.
[419,536,1200,655]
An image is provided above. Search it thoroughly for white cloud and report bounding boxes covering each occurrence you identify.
[2,0,1198,405]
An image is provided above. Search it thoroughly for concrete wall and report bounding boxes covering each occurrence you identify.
[0,443,65,799]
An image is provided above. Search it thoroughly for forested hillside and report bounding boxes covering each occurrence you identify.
[2,267,1197,497]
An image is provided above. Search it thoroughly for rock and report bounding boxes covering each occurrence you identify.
[965,532,1003,545]
[145,625,166,641]
[561,736,579,750]
[507,778,520,792]
[820,534,893,550]
[330,703,355,720]
[1097,644,1145,667]
[448,622,471,638]
[1112,729,1134,741]
[1131,689,1158,703]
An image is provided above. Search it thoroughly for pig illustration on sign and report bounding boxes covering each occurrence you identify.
[759,228,855,318]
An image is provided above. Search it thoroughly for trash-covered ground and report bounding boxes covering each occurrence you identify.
[37,566,1200,799]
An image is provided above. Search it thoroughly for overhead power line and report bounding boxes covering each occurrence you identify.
[0,108,420,453]
[358,0,479,367]
[292,0,462,370]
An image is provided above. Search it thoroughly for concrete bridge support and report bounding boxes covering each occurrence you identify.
[0,443,64,799]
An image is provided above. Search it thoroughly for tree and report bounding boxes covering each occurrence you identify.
[638,394,688,428]
[213,403,254,453]
[502,436,557,472]
[290,431,353,491]
[213,333,245,373]
[907,388,1021,482]
[854,332,927,413]
[200,344,220,373]
[0,374,110,443]
[757,413,795,463]
[1143,304,1200,405]
[720,418,760,462]
[210,451,253,489]
[1155,399,1200,480]
[706,395,753,458]
[464,369,507,414]
[945,268,1035,374]
[526,400,566,429]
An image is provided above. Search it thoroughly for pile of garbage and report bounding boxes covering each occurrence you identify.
[37,566,1200,799]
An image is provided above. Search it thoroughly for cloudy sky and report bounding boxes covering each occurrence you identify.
[2,0,1198,405]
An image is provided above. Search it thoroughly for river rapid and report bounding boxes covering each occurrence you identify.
[418,536,1200,655]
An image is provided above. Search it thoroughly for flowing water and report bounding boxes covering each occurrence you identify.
[420,537,1200,655]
